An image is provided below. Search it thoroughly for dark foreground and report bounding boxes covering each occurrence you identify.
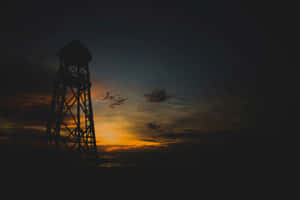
[0,131,98,169]
[1,130,283,169]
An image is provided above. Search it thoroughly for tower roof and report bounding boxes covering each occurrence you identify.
[57,40,92,65]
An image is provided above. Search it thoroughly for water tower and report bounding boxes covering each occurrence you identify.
[46,40,97,154]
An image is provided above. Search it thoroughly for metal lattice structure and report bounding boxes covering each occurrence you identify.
[46,40,97,154]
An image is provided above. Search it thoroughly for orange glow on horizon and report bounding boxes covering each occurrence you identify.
[95,121,164,152]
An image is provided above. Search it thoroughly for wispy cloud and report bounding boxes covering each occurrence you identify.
[96,90,128,109]
[109,96,128,109]
[147,122,161,130]
[97,91,115,102]
[144,88,171,103]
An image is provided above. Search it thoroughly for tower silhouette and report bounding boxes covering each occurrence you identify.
[46,40,97,154]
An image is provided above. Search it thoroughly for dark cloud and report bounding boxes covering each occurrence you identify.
[140,138,159,143]
[97,91,128,109]
[147,122,160,130]
[0,55,55,96]
[144,88,171,103]
[0,55,55,129]
[109,96,128,109]
[153,91,252,135]
[169,106,243,133]
[0,94,51,128]
[162,132,202,140]
[159,130,231,141]
[97,91,115,102]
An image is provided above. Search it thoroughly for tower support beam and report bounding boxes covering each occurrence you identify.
[46,40,97,154]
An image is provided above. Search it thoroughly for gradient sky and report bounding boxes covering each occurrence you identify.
[0,0,296,157]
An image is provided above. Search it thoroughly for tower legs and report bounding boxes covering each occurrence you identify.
[46,70,97,154]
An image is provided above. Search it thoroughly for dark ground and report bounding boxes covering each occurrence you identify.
[0,131,97,169]
[1,128,283,170]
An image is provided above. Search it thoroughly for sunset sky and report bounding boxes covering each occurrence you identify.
[0,0,295,167]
